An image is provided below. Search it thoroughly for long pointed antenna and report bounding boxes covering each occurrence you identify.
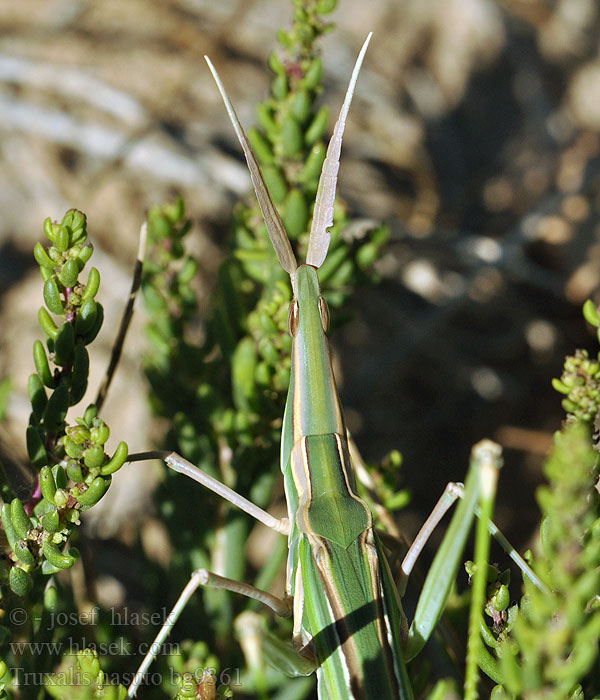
[306,33,372,269]
[205,56,298,277]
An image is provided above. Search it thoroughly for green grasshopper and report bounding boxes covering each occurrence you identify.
[126,35,511,699]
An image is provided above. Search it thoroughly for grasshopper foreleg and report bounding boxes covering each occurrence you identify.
[127,451,290,535]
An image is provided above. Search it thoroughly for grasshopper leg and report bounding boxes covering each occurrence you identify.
[125,569,294,698]
[399,480,545,597]
[453,482,547,593]
[124,450,295,698]
[127,450,290,535]
[235,611,317,680]
[350,431,543,595]
[399,482,463,595]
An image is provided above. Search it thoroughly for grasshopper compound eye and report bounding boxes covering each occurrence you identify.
[287,298,300,337]
[318,296,330,333]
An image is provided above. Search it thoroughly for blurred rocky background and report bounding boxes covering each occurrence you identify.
[1,0,600,561]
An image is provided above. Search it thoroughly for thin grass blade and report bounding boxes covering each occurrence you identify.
[464,444,501,700]
[405,440,502,661]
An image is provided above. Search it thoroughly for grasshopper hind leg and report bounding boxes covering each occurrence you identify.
[125,568,298,698]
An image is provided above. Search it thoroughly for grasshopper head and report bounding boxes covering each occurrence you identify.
[287,265,330,338]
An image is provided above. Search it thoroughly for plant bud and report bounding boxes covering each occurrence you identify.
[493,584,510,612]
[268,51,285,75]
[298,142,326,184]
[54,226,69,253]
[62,209,86,232]
[10,499,32,539]
[33,242,55,269]
[262,165,288,205]
[301,57,323,89]
[83,444,105,470]
[290,90,312,123]
[1,504,18,550]
[81,267,100,302]
[247,127,274,165]
[58,259,79,288]
[75,244,92,266]
[272,73,288,100]
[43,217,55,242]
[256,103,277,135]
[9,567,33,597]
[42,538,75,569]
[43,278,64,316]
[33,340,54,388]
[78,648,101,678]
[90,422,110,445]
[40,467,57,504]
[316,0,337,12]
[305,105,329,145]
[77,475,111,508]
[81,302,104,345]
[66,460,84,483]
[280,115,303,157]
[282,189,308,239]
[14,540,34,566]
[54,489,69,509]
[54,322,75,366]
[83,404,98,426]
[63,438,84,460]
[232,337,258,412]
[100,442,128,475]
[38,307,59,341]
